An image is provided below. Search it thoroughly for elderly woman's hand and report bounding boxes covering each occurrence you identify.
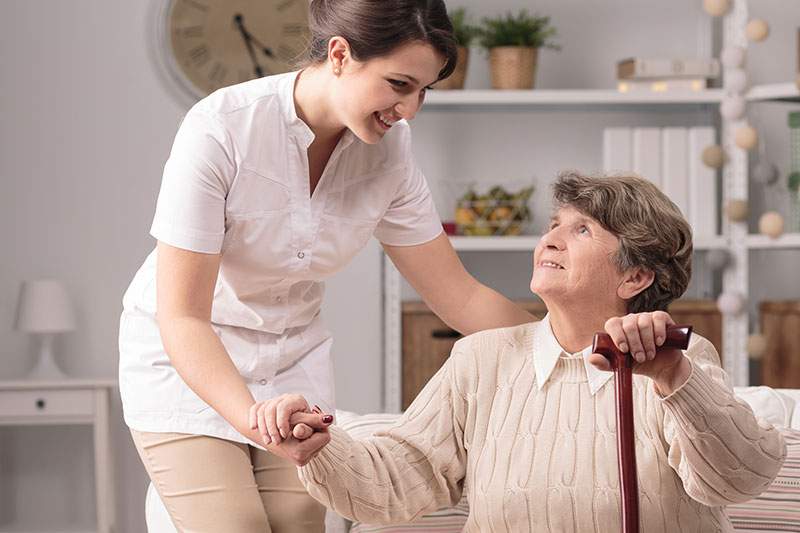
[588,311,692,395]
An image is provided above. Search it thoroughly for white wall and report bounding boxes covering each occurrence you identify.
[1,1,798,531]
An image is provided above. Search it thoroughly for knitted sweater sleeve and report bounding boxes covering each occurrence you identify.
[297,350,469,524]
[660,336,786,505]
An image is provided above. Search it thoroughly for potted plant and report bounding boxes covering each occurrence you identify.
[435,8,480,90]
[478,10,559,90]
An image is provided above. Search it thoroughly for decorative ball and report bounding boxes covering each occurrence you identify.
[703,0,731,16]
[747,333,768,360]
[725,199,749,222]
[759,211,784,238]
[706,248,731,270]
[735,125,758,150]
[745,19,770,42]
[726,68,748,93]
[717,292,745,315]
[720,46,746,69]
[720,95,746,120]
[752,161,779,185]
[702,145,726,168]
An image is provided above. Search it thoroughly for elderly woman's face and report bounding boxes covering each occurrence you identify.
[530,206,626,307]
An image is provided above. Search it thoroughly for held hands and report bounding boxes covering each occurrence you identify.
[588,311,692,395]
[248,394,334,466]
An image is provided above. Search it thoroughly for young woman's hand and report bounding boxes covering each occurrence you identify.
[249,394,333,446]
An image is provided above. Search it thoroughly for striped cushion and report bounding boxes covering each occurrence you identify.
[728,428,800,532]
[335,411,469,533]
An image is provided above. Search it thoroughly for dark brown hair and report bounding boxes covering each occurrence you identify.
[306,0,457,81]
[552,171,693,313]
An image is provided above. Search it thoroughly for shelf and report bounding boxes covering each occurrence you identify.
[449,234,728,252]
[450,236,539,251]
[746,82,800,103]
[423,82,800,108]
[747,233,800,249]
[424,89,724,107]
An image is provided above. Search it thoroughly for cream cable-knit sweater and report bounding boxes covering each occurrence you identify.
[299,321,786,532]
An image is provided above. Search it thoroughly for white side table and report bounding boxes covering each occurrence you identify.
[0,379,117,533]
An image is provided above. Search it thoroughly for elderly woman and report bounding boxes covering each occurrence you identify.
[255,171,786,532]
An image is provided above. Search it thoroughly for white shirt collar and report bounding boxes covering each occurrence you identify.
[532,314,614,395]
[280,70,356,151]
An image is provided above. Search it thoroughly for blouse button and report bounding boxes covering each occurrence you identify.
[259,379,267,386]
[297,251,305,259]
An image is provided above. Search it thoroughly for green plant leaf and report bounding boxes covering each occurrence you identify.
[449,7,481,47]
[478,9,560,50]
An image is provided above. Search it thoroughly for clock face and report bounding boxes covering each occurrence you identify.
[167,0,310,97]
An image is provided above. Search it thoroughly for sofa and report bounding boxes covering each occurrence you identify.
[145,386,800,532]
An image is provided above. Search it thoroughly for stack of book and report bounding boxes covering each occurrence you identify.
[602,127,718,237]
[616,57,720,93]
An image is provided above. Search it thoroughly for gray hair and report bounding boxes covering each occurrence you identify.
[551,171,693,313]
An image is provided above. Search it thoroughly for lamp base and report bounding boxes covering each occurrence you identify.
[27,333,68,380]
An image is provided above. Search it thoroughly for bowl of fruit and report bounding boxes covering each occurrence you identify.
[454,183,534,236]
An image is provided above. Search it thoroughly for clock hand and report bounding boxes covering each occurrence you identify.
[233,14,265,77]
[235,15,275,58]
[244,33,275,59]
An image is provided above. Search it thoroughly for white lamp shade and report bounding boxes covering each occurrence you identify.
[15,279,77,333]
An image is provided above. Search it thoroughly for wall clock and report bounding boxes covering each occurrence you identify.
[150,0,310,105]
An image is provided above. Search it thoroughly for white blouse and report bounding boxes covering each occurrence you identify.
[119,71,442,443]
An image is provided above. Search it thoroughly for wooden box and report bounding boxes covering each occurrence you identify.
[401,299,721,409]
[760,301,800,388]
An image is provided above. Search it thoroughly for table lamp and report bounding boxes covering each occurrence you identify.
[14,279,76,380]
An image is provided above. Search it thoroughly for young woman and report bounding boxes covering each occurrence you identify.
[118,1,533,531]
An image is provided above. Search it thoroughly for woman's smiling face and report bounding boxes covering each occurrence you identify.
[332,41,445,144]
[530,206,626,308]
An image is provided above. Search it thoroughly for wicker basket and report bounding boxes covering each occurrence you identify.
[489,46,538,90]
[453,182,535,236]
[434,46,469,90]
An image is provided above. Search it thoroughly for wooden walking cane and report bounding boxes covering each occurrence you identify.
[591,324,693,533]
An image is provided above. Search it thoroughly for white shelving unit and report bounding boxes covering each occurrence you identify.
[381,1,800,412]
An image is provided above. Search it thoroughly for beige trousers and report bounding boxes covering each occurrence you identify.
[131,430,326,533]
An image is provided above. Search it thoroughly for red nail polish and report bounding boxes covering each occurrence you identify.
[322,415,333,424]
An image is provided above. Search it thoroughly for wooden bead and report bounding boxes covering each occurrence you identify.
[747,333,768,360]
[717,292,745,315]
[726,68,748,93]
[759,211,784,238]
[706,249,730,270]
[703,0,731,17]
[752,161,779,184]
[720,95,746,120]
[746,19,770,42]
[735,125,758,150]
[702,145,725,168]
[725,199,749,222]
[720,46,745,69]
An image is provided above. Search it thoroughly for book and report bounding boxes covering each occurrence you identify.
[617,78,708,93]
[617,57,720,80]
[633,128,662,189]
[661,128,690,218]
[603,128,633,173]
[688,127,718,237]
